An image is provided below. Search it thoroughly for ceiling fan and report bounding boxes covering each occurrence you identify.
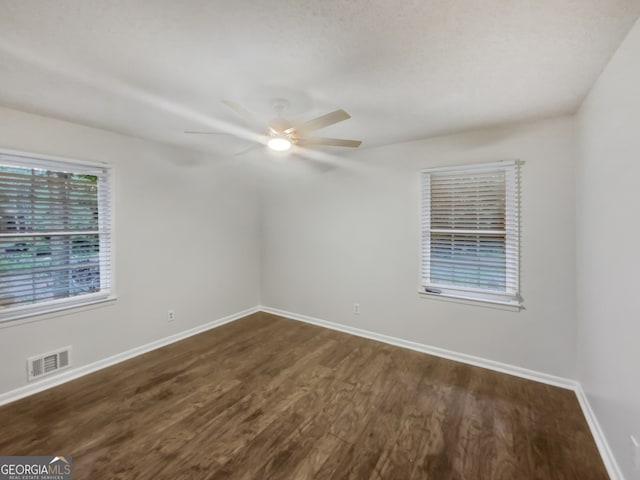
[185,98,362,154]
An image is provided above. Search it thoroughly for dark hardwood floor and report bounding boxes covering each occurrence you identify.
[0,312,608,479]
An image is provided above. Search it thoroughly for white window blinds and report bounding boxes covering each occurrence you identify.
[0,152,112,320]
[421,161,520,305]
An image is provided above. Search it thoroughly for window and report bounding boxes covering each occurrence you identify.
[421,161,521,306]
[0,151,112,321]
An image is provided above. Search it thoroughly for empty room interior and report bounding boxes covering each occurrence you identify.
[1,1,640,479]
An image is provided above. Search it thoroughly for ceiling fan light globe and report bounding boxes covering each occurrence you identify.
[267,137,292,151]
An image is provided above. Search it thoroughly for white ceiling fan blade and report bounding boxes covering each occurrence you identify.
[184,130,231,135]
[222,100,263,129]
[296,137,362,148]
[289,109,351,134]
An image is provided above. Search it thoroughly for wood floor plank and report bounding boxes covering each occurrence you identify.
[368,353,436,479]
[0,312,609,479]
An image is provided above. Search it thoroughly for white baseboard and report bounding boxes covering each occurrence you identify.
[260,306,575,389]
[0,306,260,407]
[574,384,624,480]
[259,305,622,480]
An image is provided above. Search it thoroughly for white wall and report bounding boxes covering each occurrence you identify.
[262,116,577,378]
[0,106,261,394]
[576,18,640,480]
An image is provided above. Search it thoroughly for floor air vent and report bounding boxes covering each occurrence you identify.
[28,347,72,381]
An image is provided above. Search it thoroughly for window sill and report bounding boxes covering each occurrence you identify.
[418,289,523,311]
[0,295,118,328]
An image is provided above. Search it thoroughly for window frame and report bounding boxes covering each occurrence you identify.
[0,148,115,322]
[420,160,521,307]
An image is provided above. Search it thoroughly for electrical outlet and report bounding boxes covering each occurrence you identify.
[632,435,640,472]
[353,303,360,314]
[168,309,175,322]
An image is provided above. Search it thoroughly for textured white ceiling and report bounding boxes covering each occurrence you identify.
[0,0,639,155]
